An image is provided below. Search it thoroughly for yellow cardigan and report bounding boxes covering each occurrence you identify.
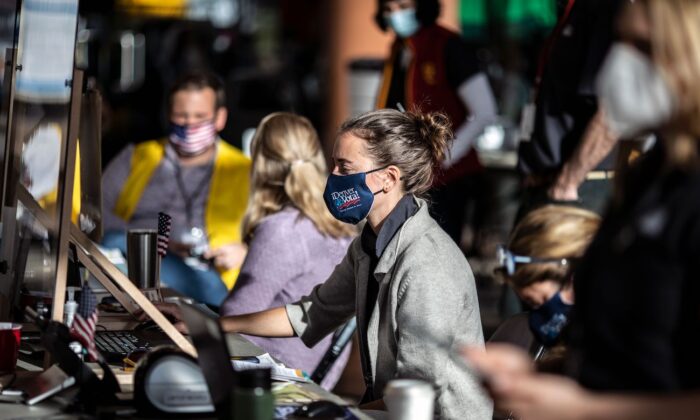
[113,139,250,289]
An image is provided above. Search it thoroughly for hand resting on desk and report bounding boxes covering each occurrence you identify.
[136,303,189,334]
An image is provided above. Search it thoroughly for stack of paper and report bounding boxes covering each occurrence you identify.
[230,353,309,383]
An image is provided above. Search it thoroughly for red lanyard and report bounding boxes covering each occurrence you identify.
[534,0,577,98]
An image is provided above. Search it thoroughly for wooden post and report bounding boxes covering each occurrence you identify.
[50,69,84,325]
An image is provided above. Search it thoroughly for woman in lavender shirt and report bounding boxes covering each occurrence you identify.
[220,112,356,389]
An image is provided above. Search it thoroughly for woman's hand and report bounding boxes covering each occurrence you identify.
[462,343,533,381]
[204,242,248,271]
[463,344,592,420]
[136,302,189,334]
[493,373,592,420]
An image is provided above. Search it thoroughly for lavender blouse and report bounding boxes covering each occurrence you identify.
[220,207,353,389]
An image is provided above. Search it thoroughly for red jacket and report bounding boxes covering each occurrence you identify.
[376,24,483,184]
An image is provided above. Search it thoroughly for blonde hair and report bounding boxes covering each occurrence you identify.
[644,0,700,167]
[242,112,355,243]
[507,206,601,289]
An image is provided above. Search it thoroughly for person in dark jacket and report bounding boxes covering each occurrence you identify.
[468,0,700,403]
[375,0,499,243]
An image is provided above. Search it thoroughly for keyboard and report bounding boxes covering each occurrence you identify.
[95,331,148,361]
[95,329,172,363]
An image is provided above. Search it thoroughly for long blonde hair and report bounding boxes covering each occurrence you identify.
[242,112,355,243]
[507,206,601,289]
[644,0,700,167]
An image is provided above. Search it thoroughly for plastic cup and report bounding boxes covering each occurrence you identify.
[0,323,22,373]
[384,379,435,420]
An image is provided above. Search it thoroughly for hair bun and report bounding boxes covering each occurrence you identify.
[410,111,453,165]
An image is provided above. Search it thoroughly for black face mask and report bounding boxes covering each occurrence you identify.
[528,292,573,347]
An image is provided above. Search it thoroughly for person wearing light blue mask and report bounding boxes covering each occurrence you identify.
[204,109,493,419]
[384,5,420,38]
[374,0,499,246]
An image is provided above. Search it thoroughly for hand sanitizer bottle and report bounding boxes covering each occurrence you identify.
[64,287,78,327]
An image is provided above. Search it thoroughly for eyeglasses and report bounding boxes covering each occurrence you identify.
[496,245,571,276]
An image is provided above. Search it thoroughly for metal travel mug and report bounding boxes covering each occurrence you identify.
[384,379,435,420]
[126,229,160,289]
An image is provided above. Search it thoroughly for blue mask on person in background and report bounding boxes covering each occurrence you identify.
[528,292,572,347]
[323,167,387,225]
[385,8,420,38]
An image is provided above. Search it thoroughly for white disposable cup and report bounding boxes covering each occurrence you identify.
[384,379,435,420]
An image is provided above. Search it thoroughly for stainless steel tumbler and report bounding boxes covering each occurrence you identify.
[126,229,160,289]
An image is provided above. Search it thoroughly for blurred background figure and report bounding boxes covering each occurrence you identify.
[568,0,700,393]
[498,205,599,349]
[496,0,624,322]
[516,0,624,219]
[466,1,700,416]
[102,72,250,308]
[465,343,700,420]
[374,0,499,245]
[489,204,599,410]
[220,112,355,390]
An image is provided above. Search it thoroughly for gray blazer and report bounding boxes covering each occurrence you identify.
[286,197,493,419]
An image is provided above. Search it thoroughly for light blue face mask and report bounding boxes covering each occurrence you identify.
[385,8,420,38]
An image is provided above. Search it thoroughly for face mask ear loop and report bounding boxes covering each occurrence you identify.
[365,165,390,196]
[365,165,390,175]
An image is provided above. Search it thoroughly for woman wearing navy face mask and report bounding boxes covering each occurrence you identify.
[214,109,492,419]
[497,206,600,349]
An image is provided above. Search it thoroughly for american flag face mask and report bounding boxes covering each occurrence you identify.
[168,120,217,156]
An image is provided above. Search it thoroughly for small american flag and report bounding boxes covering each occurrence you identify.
[157,212,172,257]
[70,283,100,362]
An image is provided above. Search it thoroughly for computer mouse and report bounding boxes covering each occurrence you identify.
[292,400,347,419]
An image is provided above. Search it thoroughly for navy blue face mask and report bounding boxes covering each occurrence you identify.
[323,167,387,225]
[528,292,572,347]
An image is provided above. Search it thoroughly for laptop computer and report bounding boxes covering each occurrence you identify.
[95,301,226,364]
[179,302,360,420]
[95,328,172,363]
